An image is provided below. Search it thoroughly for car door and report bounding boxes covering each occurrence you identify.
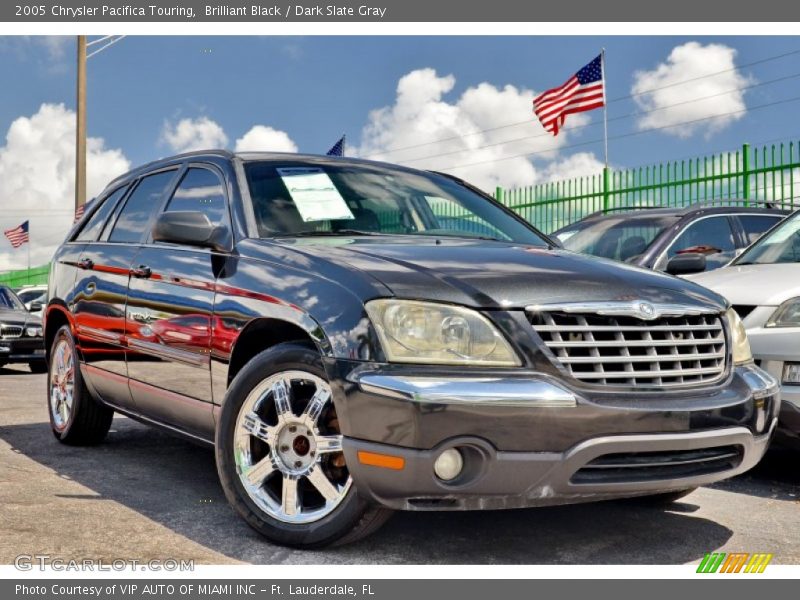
[124,164,230,440]
[70,183,140,408]
[655,215,737,272]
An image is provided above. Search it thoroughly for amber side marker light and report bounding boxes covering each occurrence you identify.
[357,450,405,470]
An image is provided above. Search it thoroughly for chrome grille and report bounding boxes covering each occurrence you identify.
[0,325,23,339]
[528,310,727,388]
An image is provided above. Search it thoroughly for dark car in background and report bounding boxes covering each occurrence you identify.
[46,151,779,548]
[552,204,788,275]
[0,285,46,372]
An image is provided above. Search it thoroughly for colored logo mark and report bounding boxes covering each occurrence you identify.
[697,552,773,573]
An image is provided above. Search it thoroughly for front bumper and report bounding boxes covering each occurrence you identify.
[0,337,46,363]
[336,363,779,511]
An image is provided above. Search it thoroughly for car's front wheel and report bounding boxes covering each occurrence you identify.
[216,342,392,548]
[48,325,113,445]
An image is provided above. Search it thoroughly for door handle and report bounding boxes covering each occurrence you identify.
[78,257,94,270]
[130,265,152,279]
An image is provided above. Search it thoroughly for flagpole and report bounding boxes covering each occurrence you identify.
[26,225,30,285]
[601,48,609,168]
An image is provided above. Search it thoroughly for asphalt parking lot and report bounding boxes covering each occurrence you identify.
[1,364,799,565]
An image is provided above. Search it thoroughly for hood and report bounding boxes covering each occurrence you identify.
[689,263,800,306]
[264,237,727,310]
[0,307,39,327]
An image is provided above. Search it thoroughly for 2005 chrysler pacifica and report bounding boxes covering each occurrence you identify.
[46,151,780,547]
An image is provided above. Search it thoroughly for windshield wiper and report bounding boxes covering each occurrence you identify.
[271,229,382,238]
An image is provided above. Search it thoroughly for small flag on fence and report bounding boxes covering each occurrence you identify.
[4,220,30,248]
[326,135,346,157]
[74,203,86,223]
[533,54,605,136]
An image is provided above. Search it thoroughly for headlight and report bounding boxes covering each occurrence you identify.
[25,326,42,337]
[726,308,752,365]
[365,299,521,366]
[766,297,800,328]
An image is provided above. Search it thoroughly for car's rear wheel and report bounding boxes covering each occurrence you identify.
[48,325,113,445]
[216,342,392,548]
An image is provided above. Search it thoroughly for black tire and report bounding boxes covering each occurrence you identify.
[48,325,114,445]
[636,487,697,505]
[216,342,392,548]
[29,360,48,374]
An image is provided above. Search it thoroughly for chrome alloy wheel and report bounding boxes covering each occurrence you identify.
[49,338,75,431]
[233,370,352,524]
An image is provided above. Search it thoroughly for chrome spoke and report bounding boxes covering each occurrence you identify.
[281,476,299,516]
[241,412,273,444]
[244,457,275,486]
[234,370,351,524]
[315,434,343,454]
[306,467,339,502]
[272,379,292,422]
[303,387,331,425]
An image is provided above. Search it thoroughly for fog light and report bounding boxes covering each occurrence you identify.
[433,448,464,481]
[783,363,800,385]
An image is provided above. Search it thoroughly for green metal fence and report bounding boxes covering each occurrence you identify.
[0,264,50,288]
[494,142,800,234]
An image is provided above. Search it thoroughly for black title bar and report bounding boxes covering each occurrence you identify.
[4,0,800,22]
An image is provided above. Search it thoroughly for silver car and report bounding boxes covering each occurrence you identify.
[691,210,800,446]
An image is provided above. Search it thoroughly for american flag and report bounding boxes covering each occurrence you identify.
[326,135,346,157]
[74,203,86,223]
[533,55,605,136]
[4,220,29,248]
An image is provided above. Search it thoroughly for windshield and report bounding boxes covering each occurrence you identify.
[243,161,548,245]
[555,214,678,262]
[17,289,45,304]
[735,211,800,265]
[0,287,26,311]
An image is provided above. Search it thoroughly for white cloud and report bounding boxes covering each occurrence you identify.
[161,116,228,153]
[235,125,298,153]
[540,152,606,182]
[0,103,130,271]
[631,42,751,139]
[355,68,597,192]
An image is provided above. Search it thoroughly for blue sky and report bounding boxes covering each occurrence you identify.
[3,36,800,167]
[2,35,800,269]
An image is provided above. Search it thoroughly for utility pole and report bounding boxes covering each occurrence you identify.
[75,35,87,214]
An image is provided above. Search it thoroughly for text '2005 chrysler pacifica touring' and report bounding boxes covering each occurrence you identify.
[45,151,780,547]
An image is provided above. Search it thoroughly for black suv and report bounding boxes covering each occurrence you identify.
[46,151,779,547]
[552,204,788,275]
[0,285,46,372]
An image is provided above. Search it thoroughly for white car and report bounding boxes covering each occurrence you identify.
[691,210,800,447]
[15,285,47,316]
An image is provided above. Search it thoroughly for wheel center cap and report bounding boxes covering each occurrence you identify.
[292,435,311,456]
[274,421,317,473]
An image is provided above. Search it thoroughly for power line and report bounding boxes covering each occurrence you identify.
[364,47,800,159]
[439,93,800,172]
[396,70,800,166]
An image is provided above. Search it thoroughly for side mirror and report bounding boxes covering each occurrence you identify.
[666,252,707,275]
[152,211,230,252]
[28,302,42,312]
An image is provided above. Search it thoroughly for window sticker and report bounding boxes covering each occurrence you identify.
[277,167,354,222]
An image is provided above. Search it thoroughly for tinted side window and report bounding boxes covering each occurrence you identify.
[739,215,782,245]
[165,168,227,225]
[109,171,176,243]
[667,216,736,271]
[75,186,128,242]
[669,217,735,257]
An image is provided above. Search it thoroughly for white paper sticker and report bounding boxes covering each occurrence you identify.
[277,167,354,222]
